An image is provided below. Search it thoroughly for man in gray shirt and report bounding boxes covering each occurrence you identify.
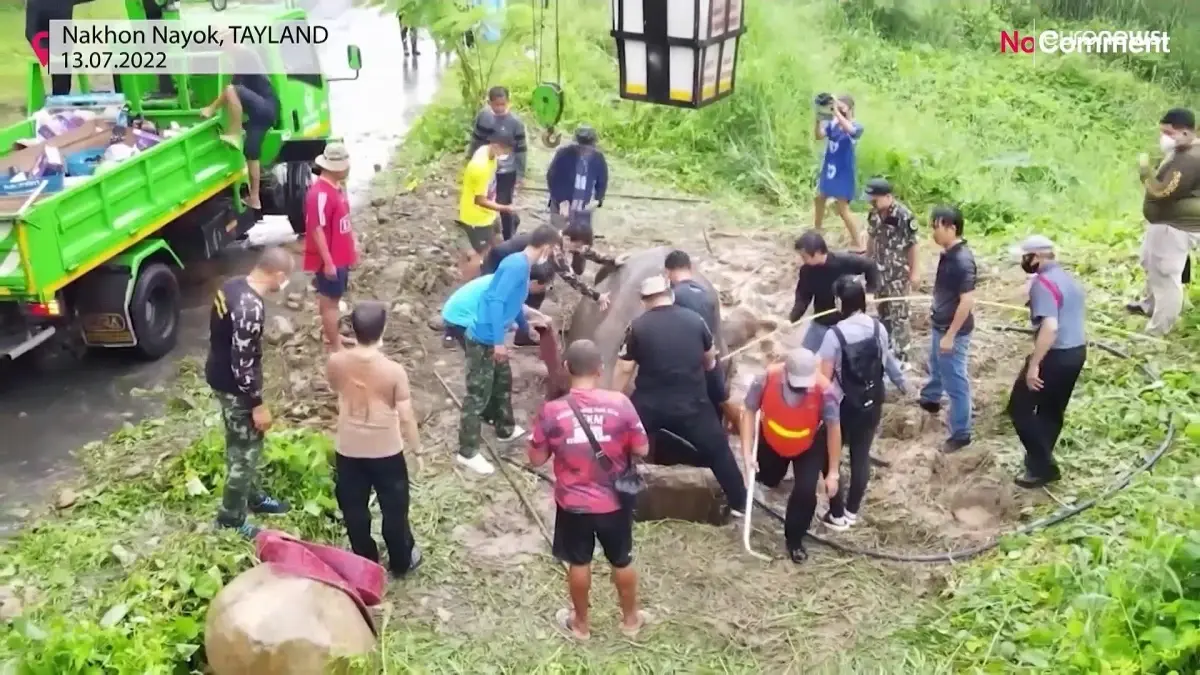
[467,86,528,241]
[1005,235,1087,489]
[816,276,909,531]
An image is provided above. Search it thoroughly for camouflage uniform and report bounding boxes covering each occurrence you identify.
[867,200,918,361]
[459,339,516,458]
[215,391,266,527]
[550,245,617,300]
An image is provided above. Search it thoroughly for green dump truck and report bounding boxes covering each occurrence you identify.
[0,7,361,362]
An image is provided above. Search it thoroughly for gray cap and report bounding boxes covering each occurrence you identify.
[1011,234,1055,257]
[639,275,670,297]
[784,348,818,389]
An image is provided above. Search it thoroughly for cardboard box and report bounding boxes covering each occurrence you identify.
[0,121,116,177]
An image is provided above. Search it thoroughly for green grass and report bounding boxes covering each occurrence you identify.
[2,0,1199,672]
[404,0,1200,671]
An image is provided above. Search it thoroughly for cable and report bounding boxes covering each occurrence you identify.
[553,0,561,84]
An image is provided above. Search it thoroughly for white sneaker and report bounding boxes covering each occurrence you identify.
[456,453,495,476]
[496,425,527,442]
[821,512,850,532]
[845,510,859,526]
[753,485,766,503]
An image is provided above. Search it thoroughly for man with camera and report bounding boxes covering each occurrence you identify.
[813,93,866,251]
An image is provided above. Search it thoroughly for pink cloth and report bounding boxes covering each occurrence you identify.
[254,530,386,633]
[538,325,567,400]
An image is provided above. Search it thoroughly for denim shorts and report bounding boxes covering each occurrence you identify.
[313,266,350,299]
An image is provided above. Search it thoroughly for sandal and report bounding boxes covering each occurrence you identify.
[554,608,589,640]
[619,609,650,639]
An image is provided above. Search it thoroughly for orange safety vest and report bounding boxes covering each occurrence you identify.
[759,364,823,458]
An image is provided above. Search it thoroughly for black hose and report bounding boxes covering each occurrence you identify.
[753,330,1174,563]
[494,327,1174,564]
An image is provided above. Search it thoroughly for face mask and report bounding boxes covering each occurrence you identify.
[277,277,290,293]
[1160,134,1176,154]
[1020,254,1039,275]
[494,151,510,162]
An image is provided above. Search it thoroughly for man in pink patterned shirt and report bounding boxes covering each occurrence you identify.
[528,339,649,641]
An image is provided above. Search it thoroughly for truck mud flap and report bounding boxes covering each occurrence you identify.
[74,267,137,348]
[162,192,240,261]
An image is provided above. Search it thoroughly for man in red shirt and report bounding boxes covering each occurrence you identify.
[528,339,650,641]
[304,142,357,352]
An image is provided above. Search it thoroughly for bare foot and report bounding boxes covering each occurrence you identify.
[554,608,589,640]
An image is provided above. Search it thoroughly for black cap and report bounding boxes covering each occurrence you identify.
[1161,107,1196,130]
[864,177,892,197]
[574,125,598,145]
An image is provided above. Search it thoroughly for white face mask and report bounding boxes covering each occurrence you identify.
[277,278,290,293]
[1160,134,1177,154]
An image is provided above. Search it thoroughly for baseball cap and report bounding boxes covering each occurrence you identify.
[574,125,598,146]
[1010,234,1055,257]
[784,348,818,389]
[863,177,892,197]
[639,275,670,297]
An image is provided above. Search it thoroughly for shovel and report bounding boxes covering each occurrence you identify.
[742,410,771,562]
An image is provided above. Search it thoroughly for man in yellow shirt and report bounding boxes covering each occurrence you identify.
[457,130,517,280]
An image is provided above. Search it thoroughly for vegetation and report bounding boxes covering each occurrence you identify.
[406,0,1200,671]
[1,0,1198,672]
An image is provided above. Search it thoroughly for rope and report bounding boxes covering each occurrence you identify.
[553,0,561,84]
[431,369,554,549]
[532,0,543,82]
[720,293,1166,365]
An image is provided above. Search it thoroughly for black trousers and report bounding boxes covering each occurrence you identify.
[26,5,73,96]
[495,172,518,240]
[334,452,417,574]
[634,399,748,511]
[1006,346,1087,478]
[828,403,881,518]
[756,428,829,551]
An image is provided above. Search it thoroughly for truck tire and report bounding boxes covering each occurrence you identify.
[285,161,314,236]
[129,263,181,361]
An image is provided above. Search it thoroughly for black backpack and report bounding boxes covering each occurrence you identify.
[832,320,884,411]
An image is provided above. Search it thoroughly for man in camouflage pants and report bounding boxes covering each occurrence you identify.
[204,248,295,538]
[864,178,919,364]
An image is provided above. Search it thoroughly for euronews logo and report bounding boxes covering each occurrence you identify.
[1000,30,1171,55]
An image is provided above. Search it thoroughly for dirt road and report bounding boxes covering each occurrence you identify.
[0,8,443,534]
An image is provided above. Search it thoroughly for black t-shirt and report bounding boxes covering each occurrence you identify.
[204,276,266,407]
[931,240,977,334]
[230,49,279,109]
[672,279,718,333]
[618,304,713,415]
[790,251,882,326]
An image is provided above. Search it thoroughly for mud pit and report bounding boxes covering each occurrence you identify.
[268,152,1046,571]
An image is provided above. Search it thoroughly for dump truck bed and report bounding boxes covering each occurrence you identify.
[0,115,246,303]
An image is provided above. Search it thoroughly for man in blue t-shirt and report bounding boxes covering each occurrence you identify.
[441,264,553,350]
[456,225,559,476]
[813,94,865,251]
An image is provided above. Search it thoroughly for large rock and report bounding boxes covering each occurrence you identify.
[634,464,727,525]
[205,564,376,675]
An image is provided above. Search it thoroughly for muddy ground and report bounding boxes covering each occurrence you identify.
[240,146,1070,666]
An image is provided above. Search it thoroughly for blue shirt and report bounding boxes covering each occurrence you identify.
[1028,262,1086,350]
[442,275,493,329]
[467,253,530,345]
[818,120,864,200]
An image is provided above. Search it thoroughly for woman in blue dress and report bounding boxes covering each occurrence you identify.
[814,94,865,251]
